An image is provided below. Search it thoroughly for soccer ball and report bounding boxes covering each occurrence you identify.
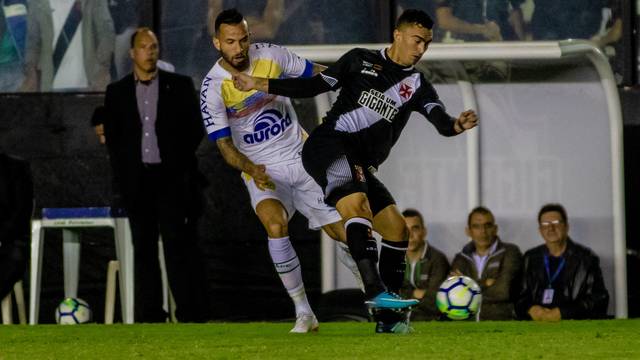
[55,298,92,324]
[436,276,482,320]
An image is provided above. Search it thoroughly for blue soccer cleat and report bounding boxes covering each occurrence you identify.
[364,291,419,309]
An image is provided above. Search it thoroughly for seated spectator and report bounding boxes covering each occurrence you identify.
[451,206,522,320]
[515,203,609,321]
[530,0,606,40]
[0,0,28,92]
[435,0,525,42]
[21,0,115,92]
[400,209,449,321]
[0,152,33,300]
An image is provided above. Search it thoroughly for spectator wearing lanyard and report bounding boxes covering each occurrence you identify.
[515,203,609,321]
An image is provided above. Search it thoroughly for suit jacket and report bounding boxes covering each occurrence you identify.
[451,238,523,320]
[103,70,204,217]
[0,153,33,255]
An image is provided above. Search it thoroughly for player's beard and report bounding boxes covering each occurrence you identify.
[223,51,249,71]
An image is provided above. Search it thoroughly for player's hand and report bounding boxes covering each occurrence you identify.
[485,278,496,287]
[540,307,562,322]
[483,21,503,41]
[413,288,426,299]
[528,305,546,321]
[233,73,257,92]
[94,124,106,145]
[249,164,275,191]
[455,110,478,133]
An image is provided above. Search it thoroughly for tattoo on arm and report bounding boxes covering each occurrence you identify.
[216,137,255,173]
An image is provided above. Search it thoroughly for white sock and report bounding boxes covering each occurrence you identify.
[336,242,365,292]
[268,236,313,316]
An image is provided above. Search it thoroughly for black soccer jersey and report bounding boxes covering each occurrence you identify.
[269,48,457,168]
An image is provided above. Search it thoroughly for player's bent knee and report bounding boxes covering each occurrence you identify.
[336,193,373,220]
[264,221,288,238]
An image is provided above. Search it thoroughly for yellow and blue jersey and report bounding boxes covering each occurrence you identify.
[200,43,314,166]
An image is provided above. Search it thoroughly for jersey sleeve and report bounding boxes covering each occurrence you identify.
[415,80,458,137]
[317,48,361,90]
[271,44,314,79]
[200,75,231,141]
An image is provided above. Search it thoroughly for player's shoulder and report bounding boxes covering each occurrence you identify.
[201,61,227,87]
[414,71,438,96]
[345,47,377,60]
[250,42,292,58]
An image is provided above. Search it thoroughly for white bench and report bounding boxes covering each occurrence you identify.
[29,207,134,324]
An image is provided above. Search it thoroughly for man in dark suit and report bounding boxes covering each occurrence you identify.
[0,152,33,300]
[103,27,207,322]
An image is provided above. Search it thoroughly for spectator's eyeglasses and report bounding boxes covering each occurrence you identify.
[539,220,564,228]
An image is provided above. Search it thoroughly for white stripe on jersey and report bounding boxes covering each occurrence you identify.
[424,101,444,114]
[335,72,421,133]
[321,73,338,87]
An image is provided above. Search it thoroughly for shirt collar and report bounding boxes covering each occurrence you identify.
[380,48,415,71]
[134,71,158,85]
[421,240,429,259]
[474,238,499,258]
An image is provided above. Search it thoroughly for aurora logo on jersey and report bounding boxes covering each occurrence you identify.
[357,89,398,122]
[243,109,292,144]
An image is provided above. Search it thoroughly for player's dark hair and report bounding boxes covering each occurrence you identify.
[538,203,568,224]
[215,8,244,34]
[130,27,154,48]
[396,9,434,30]
[402,208,424,226]
[467,206,494,227]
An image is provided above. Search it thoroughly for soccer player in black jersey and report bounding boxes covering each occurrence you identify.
[234,9,478,332]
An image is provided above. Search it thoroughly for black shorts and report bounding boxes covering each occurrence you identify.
[301,125,395,215]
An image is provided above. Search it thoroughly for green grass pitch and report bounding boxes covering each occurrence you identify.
[1,320,639,359]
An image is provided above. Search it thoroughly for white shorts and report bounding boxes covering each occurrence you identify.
[241,160,341,230]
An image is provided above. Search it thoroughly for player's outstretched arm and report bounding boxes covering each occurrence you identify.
[233,71,333,98]
[216,137,274,190]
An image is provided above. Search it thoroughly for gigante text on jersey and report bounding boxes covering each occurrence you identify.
[357,89,399,122]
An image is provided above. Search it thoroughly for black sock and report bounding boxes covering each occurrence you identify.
[379,239,408,294]
[345,218,386,298]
